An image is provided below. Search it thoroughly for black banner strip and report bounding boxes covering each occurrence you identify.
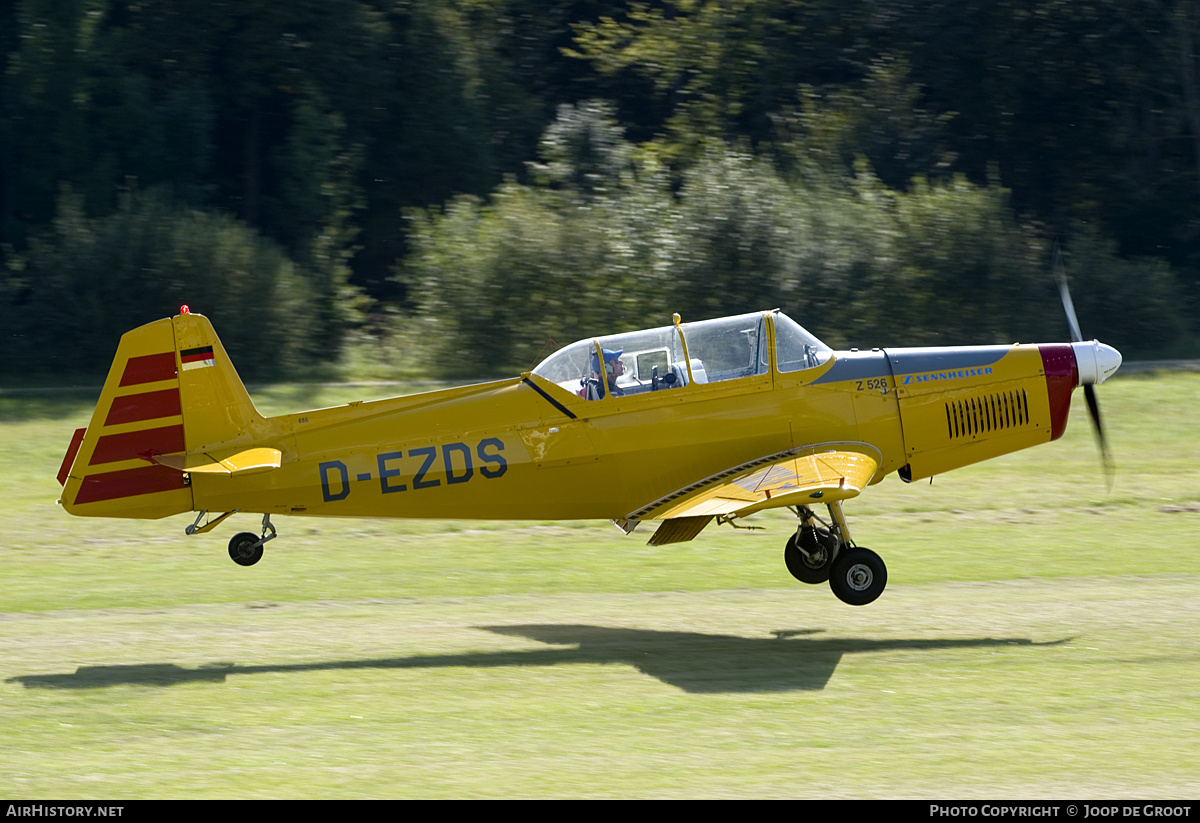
[522,377,577,419]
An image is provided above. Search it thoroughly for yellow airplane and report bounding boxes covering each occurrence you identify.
[57,305,1120,605]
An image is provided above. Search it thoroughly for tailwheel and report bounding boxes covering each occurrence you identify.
[829,547,887,606]
[228,532,264,567]
[784,526,836,584]
[226,514,276,567]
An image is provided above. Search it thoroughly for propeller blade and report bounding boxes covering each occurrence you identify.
[1083,383,1114,489]
[1054,245,1084,343]
[1056,243,1115,488]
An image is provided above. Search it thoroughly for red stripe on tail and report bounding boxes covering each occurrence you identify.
[74,464,187,505]
[119,352,177,386]
[104,388,182,426]
[89,424,185,466]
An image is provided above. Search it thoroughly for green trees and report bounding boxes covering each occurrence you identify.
[1,1,1196,382]
[1,189,317,378]
[408,108,1150,376]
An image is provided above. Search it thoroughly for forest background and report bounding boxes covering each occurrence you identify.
[2,0,1198,382]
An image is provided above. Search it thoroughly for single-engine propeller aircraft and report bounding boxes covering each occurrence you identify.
[57,304,1120,605]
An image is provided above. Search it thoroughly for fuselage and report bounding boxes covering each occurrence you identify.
[188,341,1083,523]
[60,310,1118,527]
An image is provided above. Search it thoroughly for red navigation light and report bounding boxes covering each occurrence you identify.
[180,305,190,315]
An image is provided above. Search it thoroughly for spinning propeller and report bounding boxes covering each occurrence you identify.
[1054,247,1121,487]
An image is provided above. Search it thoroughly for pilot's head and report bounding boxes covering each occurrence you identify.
[591,348,624,380]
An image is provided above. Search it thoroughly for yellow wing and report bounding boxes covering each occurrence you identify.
[630,444,881,545]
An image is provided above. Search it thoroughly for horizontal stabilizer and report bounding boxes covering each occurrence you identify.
[153,447,282,477]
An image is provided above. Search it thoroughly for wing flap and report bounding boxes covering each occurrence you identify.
[634,444,881,545]
[647,515,714,546]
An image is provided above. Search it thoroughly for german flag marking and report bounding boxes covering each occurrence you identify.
[180,345,215,371]
[104,388,182,426]
[89,424,185,466]
[74,464,187,505]
[119,352,177,386]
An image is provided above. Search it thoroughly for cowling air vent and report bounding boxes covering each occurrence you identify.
[946,389,1029,440]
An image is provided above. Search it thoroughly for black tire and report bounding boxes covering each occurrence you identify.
[228,532,264,567]
[829,547,887,606]
[784,532,833,584]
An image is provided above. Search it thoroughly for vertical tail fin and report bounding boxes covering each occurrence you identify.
[172,311,264,453]
[59,312,263,519]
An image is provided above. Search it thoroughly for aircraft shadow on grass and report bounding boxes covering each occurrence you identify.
[6,625,1071,694]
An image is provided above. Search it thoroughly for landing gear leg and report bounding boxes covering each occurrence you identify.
[783,506,837,583]
[227,514,277,567]
[825,500,853,548]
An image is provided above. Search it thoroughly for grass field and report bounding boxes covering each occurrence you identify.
[2,373,1199,798]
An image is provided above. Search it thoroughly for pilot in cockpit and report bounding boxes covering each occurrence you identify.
[579,348,624,400]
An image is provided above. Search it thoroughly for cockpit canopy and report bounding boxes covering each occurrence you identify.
[532,310,832,400]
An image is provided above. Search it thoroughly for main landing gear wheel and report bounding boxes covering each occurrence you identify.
[228,532,264,567]
[829,547,887,606]
[784,529,835,584]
